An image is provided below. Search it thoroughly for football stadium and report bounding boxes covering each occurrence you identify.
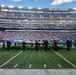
[0,0,76,75]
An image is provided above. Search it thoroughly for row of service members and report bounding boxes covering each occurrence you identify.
[2,40,76,51]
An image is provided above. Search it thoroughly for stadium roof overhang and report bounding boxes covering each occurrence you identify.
[0,5,76,12]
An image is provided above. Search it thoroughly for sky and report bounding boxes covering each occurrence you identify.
[0,0,76,8]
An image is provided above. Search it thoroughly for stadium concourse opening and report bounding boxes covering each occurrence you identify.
[0,5,76,69]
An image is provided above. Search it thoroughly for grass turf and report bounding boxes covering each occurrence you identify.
[0,44,76,69]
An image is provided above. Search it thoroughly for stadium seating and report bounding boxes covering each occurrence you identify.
[0,11,76,42]
[0,30,76,42]
[0,11,76,29]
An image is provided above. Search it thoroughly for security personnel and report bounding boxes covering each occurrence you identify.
[44,40,48,51]
[53,40,58,51]
[22,41,26,51]
[66,39,71,51]
[7,41,11,51]
[35,40,39,51]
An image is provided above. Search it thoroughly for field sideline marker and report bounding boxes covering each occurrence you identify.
[0,51,23,68]
[44,64,46,68]
[58,64,62,68]
[29,64,32,68]
[14,64,18,68]
[49,48,76,68]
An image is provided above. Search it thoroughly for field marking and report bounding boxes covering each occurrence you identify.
[49,48,76,68]
[44,64,46,68]
[58,64,62,68]
[14,64,18,68]
[29,64,32,68]
[0,51,23,68]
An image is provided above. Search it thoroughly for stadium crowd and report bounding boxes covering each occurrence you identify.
[0,11,76,42]
[0,11,76,20]
[0,31,76,42]
[0,11,76,29]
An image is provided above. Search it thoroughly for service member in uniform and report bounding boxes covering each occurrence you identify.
[35,40,39,51]
[22,41,26,51]
[7,41,11,51]
[15,43,16,46]
[44,40,48,51]
[53,40,58,51]
[66,39,71,51]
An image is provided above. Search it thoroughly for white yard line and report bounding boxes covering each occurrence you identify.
[14,64,18,68]
[0,51,23,68]
[58,64,62,68]
[50,48,76,68]
[29,64,32,68]
[44,64,46,68]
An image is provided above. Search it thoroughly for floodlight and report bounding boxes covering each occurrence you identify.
[73,8,76,10]
[1,5,5,7]
[28,7,32,9]
[38,7,41,10]
[8,5,14,8]
[18,6,23,9]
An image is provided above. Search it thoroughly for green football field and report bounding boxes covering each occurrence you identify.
[0,44,76,69]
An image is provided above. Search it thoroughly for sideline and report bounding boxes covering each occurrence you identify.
[0,51,23,68]
[14,64,18,68]
[49,47,76,68]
